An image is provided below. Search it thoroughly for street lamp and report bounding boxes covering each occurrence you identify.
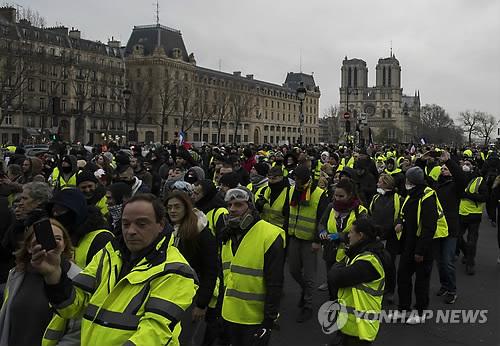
[122,87,131,143]
[296,82,306,145]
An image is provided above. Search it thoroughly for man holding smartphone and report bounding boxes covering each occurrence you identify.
[30,193,198,345]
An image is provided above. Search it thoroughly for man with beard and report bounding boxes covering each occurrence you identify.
[130,156,153,192]
[77,170,109,217]
[255,166,290,234]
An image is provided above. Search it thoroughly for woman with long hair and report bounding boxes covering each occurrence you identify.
[318,179,368,298]
[0,219,78,346]
[165,191,219,346]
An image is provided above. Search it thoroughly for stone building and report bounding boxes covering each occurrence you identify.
[0,7,125,145]
[339,54,420,143]
[124,24,321,145]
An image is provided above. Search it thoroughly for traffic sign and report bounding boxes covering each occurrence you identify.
[343,112,351,119]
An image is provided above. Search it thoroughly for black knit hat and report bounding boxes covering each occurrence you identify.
[76,170,98,185]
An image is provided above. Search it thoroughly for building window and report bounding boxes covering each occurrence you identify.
[382,109,386,118]
[383,67,386,87]
[229,134,233,143]
[193,133,200,141]
[264,135,268,143]
[39,80,46,92]
[136,68,141,77]
[388,68,392,87]
[387,109,392,118]
[244,135,248,142]
[203,133,208,142]
[61,100,66,112]
[5,112,12,125]
[212,134,217,143]
[39,98,45,110]
[62,83,67,95]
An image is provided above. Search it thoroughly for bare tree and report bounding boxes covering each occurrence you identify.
[420,104,455,144]
[321,104,341,143]
[213,91,230,144]
[193,88,214,142]
[17,6,47,27]
[129,80,153,142]
[229,91,257,145]
[156,73,178,143]
[459,110,481,146]
[0,43,35,125]
[475,113,498,145]
[177,78,195,134]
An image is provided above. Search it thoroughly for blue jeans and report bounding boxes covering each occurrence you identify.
[438,237,457,293]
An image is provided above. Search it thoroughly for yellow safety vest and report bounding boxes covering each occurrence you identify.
[326,205,368,262]
[96,195,109,217]
[51,237,198,346]
[51,167,78,190]
[74,229,114,269]
[256,185,288,228]
[288,186,325,240]
[247,182,268,194]
[425,166,441,182]
[459,177,485,216]
[206,207,228,237]
[384,168,402,176]
[369,193,400,223]
[314,161,323,180]
[342,157,355,169]
[221,220,285,325]
[399,187,448,240]
[338,251,385,342]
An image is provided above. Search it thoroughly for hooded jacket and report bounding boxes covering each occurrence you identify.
[170,209,218,309]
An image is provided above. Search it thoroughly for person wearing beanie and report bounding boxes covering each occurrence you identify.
[288,164,329,323]
[392,166,444,324]
[50,155,79,190]
[220,187,285,346]
[77,169,109,217]
[247,162,270,193]
[384,158,405,194]
[185,166,206,185]
[192,179,228,237]
[219,172,241,197]
[130,156,153,191]
[327,218,387,344]
[241,147,256,173]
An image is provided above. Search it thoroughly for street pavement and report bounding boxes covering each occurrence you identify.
[269,218,500,346]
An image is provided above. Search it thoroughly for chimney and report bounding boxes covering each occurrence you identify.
[246,74,254,80]
[108,39,121,49]
[0,7,16,23]
[233,71,241,77]
[45,26,69,36]
[69,27,81,39]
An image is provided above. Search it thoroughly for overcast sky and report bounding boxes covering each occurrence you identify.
[17,0,500,119]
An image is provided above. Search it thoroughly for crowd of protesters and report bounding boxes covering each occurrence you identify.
[0,140,498,345]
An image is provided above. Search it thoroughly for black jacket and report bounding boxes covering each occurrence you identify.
[369,190,399,241]
[400,185,438,257]
[328,239,387,297]
[432,159,466,237]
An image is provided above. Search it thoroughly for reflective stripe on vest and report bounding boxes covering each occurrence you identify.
[221,220,285,325]
[400,187,448,240]
[459,177,485,216]
[288,186,324,240]
[258,186,287,227]
[207,207,228,236]
[425,166,441,182]
[326,205,367,262]
[338,252,384,342]
[74,229,113,268]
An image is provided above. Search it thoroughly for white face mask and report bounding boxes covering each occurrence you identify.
[462,165,471,172]
[377,187,386,195]
[405,183,415,191]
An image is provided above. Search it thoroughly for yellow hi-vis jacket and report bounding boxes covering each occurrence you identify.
[256,185,289,228]
[399,187,448,240]
[50,236,198,346]
[221,220,285,325]
[459,177,485,216]
[288,185,325,240]
[338,251,385,342]
[326,205,368,262]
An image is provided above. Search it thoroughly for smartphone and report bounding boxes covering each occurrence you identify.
[33,218,57,251]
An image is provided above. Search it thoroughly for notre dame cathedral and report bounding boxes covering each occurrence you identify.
[339,54,420,143]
